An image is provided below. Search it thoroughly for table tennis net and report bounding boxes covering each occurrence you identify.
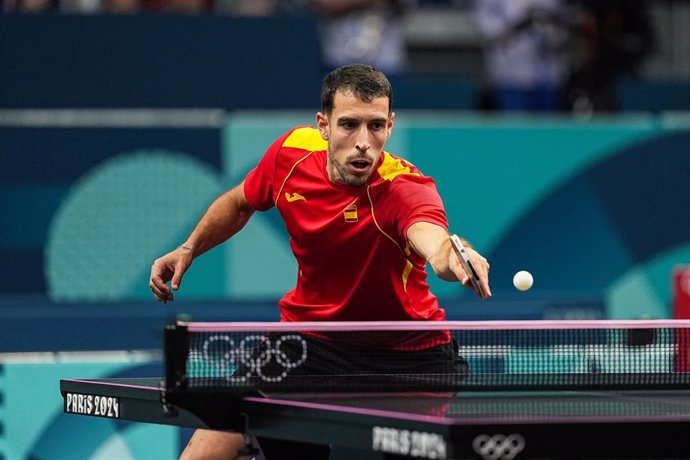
[165,322,690,394]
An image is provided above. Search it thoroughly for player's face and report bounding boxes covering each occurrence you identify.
[317,90,394,187]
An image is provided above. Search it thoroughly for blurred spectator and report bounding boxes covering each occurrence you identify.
[311,0,416,75]
[4,0,59,12]
[473,0,571,112]
[565,0,655,114]
[3,0,211,13]
[102,0,140,12]
[215,0,277,15]
[101,0,212,13]
[145,0,212,13]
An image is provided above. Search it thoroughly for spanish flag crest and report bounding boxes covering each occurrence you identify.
[343,203,358,223]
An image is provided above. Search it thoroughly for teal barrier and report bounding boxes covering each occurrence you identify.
[0,355,179,459]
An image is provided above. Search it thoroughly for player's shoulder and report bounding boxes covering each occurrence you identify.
[279,126,327,153]
[376,152,425,183]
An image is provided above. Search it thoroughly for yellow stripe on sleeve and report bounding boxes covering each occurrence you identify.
[282,127,327,152]
[377,153,420,182]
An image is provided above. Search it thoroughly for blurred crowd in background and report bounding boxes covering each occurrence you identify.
[1,0,683,114]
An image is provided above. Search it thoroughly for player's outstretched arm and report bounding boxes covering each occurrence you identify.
[407,222,492,298]
[149,181,255,303]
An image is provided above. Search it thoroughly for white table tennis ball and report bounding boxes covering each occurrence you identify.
[513,270,534,291]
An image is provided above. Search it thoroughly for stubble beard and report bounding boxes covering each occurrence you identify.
[330,151,372,187]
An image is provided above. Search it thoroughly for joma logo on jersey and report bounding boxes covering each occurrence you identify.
[285,192,306,202]
[344,203,358,222]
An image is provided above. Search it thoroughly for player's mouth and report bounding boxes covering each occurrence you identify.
[347,157,373,175]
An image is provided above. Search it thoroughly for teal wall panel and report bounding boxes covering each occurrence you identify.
[220,113,688,317]
[1,111,687,318]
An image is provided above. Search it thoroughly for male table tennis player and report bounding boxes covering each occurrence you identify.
[149,63,491,460]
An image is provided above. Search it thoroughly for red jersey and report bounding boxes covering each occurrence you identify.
[244,126,450,344]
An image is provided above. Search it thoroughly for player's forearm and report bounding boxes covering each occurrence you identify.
[407,222,458,282]
[428,239,463,282]
[182,182,255,258]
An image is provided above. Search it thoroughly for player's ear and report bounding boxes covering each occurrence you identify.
[386,112,395,139]
[316,112,329,140]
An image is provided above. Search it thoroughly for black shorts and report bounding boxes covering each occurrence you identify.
[234,331,469,393]
[239,332,468,460]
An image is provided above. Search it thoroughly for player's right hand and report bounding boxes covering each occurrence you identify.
[463,245,492,299]
[149,247,193,303]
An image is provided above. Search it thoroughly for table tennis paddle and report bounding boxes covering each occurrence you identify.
[449,234,489,300]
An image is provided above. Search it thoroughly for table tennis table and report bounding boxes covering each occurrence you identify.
[61,376,690,459]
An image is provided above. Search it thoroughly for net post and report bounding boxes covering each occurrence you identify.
[165,322,190,393]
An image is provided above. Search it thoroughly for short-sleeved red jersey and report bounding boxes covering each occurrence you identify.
[244,127,450,347]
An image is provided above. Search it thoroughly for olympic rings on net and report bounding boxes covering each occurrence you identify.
[202,334,308,383]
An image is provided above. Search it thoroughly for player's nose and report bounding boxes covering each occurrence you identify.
[354,128,371,152]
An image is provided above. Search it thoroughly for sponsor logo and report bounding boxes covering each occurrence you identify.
[65,393,120,418]
[372,426,446,459]
[472,434,525,460]
[285,192,306,202]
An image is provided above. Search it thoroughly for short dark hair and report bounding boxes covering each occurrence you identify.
[320,64,393,114]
